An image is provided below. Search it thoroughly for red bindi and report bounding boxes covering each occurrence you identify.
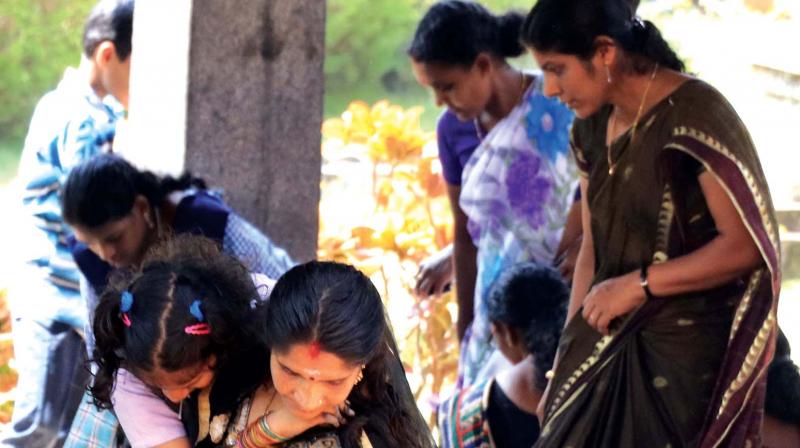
[308,341,321,358]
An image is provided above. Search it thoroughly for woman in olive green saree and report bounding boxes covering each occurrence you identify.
[521,1,780,446]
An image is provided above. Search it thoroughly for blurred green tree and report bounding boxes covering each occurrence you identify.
[0,0,537,178]
[0,0,96,147]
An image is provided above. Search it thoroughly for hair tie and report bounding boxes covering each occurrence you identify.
[189,299,205,322]
[185,323,211,335]
[120,290,133,327]
[185,299,211,335]
[631,16,646,31]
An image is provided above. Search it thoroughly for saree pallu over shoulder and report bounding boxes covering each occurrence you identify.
[667,126,780,448]
[538,80,780,448]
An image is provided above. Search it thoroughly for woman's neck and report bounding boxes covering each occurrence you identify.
[247,384,275,426]
[480,65,526,131]
[607,67,689,127]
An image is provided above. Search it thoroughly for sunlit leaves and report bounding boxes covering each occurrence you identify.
[319,100,457,426]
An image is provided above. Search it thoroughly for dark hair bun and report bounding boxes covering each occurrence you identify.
[495,11,525,58]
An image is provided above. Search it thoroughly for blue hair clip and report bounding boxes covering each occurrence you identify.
[120,291,134,327]
[189,300,205,322]
[120,291,134,313]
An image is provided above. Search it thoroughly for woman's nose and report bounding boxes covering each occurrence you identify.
[97,244,116,263]
[293,384,323,411]
[542,75,561,98]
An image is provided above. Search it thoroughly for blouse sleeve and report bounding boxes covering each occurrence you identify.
[222,213,296,280]
[570,125,591,178]
[112,369,187,448]
[437,112,464,185]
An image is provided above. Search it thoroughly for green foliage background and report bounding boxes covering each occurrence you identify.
[0,0,535,183]
[324,0,536,128]
[0,0,97,181]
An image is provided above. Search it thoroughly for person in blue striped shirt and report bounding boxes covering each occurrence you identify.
[3,1,134,446]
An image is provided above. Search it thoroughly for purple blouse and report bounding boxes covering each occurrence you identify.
[437,110,481,186]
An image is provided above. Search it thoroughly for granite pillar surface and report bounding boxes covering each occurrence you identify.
[184,0,324,262]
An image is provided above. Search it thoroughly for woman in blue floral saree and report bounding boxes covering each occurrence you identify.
[409,0,578,392]
[458,76,576,388]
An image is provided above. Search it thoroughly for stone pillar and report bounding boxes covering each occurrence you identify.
[128,0,324,262]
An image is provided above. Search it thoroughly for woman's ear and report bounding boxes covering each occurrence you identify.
[473,52,493,76]
[133,195,152,227]
[506,326,522,348]
[206,354,217,370]
[592,35,617,67]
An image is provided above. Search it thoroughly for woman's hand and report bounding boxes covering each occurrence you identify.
[414,245,454,297]
[581,270,646,335]
[258,395,354,443]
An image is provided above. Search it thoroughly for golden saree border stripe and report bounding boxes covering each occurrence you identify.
[710,351,771,448]
[653,183,674,264]
[717,310,774,417]
[540,382,588,439]
[543,335,613,421]
[729,271,762,341]
[667,127,779,447]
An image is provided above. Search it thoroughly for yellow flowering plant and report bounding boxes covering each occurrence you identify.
[319,101,458,426]
[0,288,16,424]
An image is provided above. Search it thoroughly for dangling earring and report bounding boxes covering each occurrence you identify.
[355,365,365,385]
[605,64,612,84]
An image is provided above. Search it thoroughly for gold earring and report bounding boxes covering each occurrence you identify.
[605,64,612,84]
[355,365,365,384]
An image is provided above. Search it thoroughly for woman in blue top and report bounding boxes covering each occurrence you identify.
[409,0,578,390]
[60,153,295,447]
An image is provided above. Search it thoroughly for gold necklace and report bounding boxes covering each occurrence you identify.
[606,63,659,176]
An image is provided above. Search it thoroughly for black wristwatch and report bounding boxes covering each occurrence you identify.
[640,263,655,300]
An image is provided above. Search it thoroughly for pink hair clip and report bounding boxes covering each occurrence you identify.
[184,323,211,335]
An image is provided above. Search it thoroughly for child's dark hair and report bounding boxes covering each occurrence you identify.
[265,261,433,448]
[89,235,267,410]
[521,0,685,74]
[408,0,525,67]
[83,0,135,60]
[765,328,800,425]
[487,262,568,390]
[62,153,206,229]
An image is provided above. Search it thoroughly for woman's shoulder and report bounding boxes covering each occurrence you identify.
[437,108,477,141]
[172,190,231,241]
[662,78,757,154]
